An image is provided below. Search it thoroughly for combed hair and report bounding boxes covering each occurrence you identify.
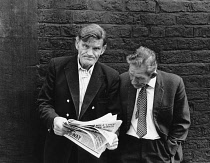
[126,46,157,76]
[78,24,107,45]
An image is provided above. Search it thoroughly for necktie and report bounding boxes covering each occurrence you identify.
[136,85,148,138]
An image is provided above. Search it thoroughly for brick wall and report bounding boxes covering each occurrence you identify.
[37,0,210,162]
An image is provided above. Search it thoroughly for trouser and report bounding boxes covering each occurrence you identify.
[119,134,176,163]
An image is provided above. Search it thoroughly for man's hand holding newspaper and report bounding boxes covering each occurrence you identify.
[63,113,122,158]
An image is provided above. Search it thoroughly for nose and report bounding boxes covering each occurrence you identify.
[86,48,94,56]
[131,77,138,85]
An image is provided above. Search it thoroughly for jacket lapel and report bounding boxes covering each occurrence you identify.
[79,62,104,119]
[127,82,137,127]
[153,70,164,117]
[64,56,80,118]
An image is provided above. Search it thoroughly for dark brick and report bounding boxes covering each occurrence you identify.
[126,0,156,12]
[60,24,81,37]
[182,75,207,89]
[177,13,209,25]
[191,50,210,63]
[108,38,145,51]
[72,10,134,24]
[141,13,176,25]
[72,10,103,23]
[38,24,61,37]
[191,1,210,12]
[38,0,53,9]
[150,27,165,38]
[38,37,52,50]
[88,0,125,11]
[103,25,132,38]
[38,0,88,10]
[38,37,74,50]
[183,149,210,162]
[205,76,210,88]
[99,49,127,63]
[160,50,192,64]
[38,49,76,63]
[184,139,210,149]
[194,26,210,37]
[54,0,88,10]
[38,24,46,37]
[189,126,210,138]
[38,9,73,23]
[165,26,193,37]
[177,38,210,50]
[107,38,126,50]
[132,26,149,37]
[192,100,210,111]
[121,38,144,51]
[38,50,53,64]
[50,38,74,50]
[52,50,76,57]
[159,0,190,12]
[132,13,144,25]
[159,63,209,76]
[186,89,209,100]
[191,113,210,126]
[103,12,133,24]
[144,38,177,51]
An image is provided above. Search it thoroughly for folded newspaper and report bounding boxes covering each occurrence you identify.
[63,113,122,158]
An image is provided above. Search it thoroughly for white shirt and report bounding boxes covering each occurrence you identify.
[78,59,94,115]
[126,76,160,140]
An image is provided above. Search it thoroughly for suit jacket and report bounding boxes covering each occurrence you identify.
[37,55,120,163]
[119,70,190,162]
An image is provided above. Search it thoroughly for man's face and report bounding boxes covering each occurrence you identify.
[129,64,151,89]
[75,37,106,70]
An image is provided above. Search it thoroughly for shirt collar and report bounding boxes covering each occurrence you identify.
[77,57,94,75]
[147,70,157,88]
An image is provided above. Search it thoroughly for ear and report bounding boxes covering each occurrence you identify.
[75,37,79,50]
[100,44,107,55]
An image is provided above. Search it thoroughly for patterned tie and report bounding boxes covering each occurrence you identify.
[135,85,148,138]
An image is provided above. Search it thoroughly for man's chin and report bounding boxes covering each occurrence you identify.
[82,61,95,69]
[132,84,144,89]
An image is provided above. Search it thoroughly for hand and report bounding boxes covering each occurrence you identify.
[53,117,69,136]
[106,134,118,150]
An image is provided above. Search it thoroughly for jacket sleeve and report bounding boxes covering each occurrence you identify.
[106,70,122,122]
[167,77,191,156]
[37,59,59,130]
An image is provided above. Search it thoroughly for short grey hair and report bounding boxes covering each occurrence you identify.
[126,46,157,76]
[77,24,107,45]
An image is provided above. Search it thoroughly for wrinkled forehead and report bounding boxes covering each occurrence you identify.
[80,37,104,46]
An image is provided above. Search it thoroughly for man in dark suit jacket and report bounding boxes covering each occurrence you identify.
[37,24,120,163]
[118,46,190,163]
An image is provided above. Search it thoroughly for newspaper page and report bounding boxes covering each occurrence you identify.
[63,113,122,158]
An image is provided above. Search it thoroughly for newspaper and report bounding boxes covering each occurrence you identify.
[63,113,122,158]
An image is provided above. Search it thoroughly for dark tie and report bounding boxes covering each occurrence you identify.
[135,85,148,138]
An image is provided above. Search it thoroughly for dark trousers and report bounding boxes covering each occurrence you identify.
[119,135,172,163]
